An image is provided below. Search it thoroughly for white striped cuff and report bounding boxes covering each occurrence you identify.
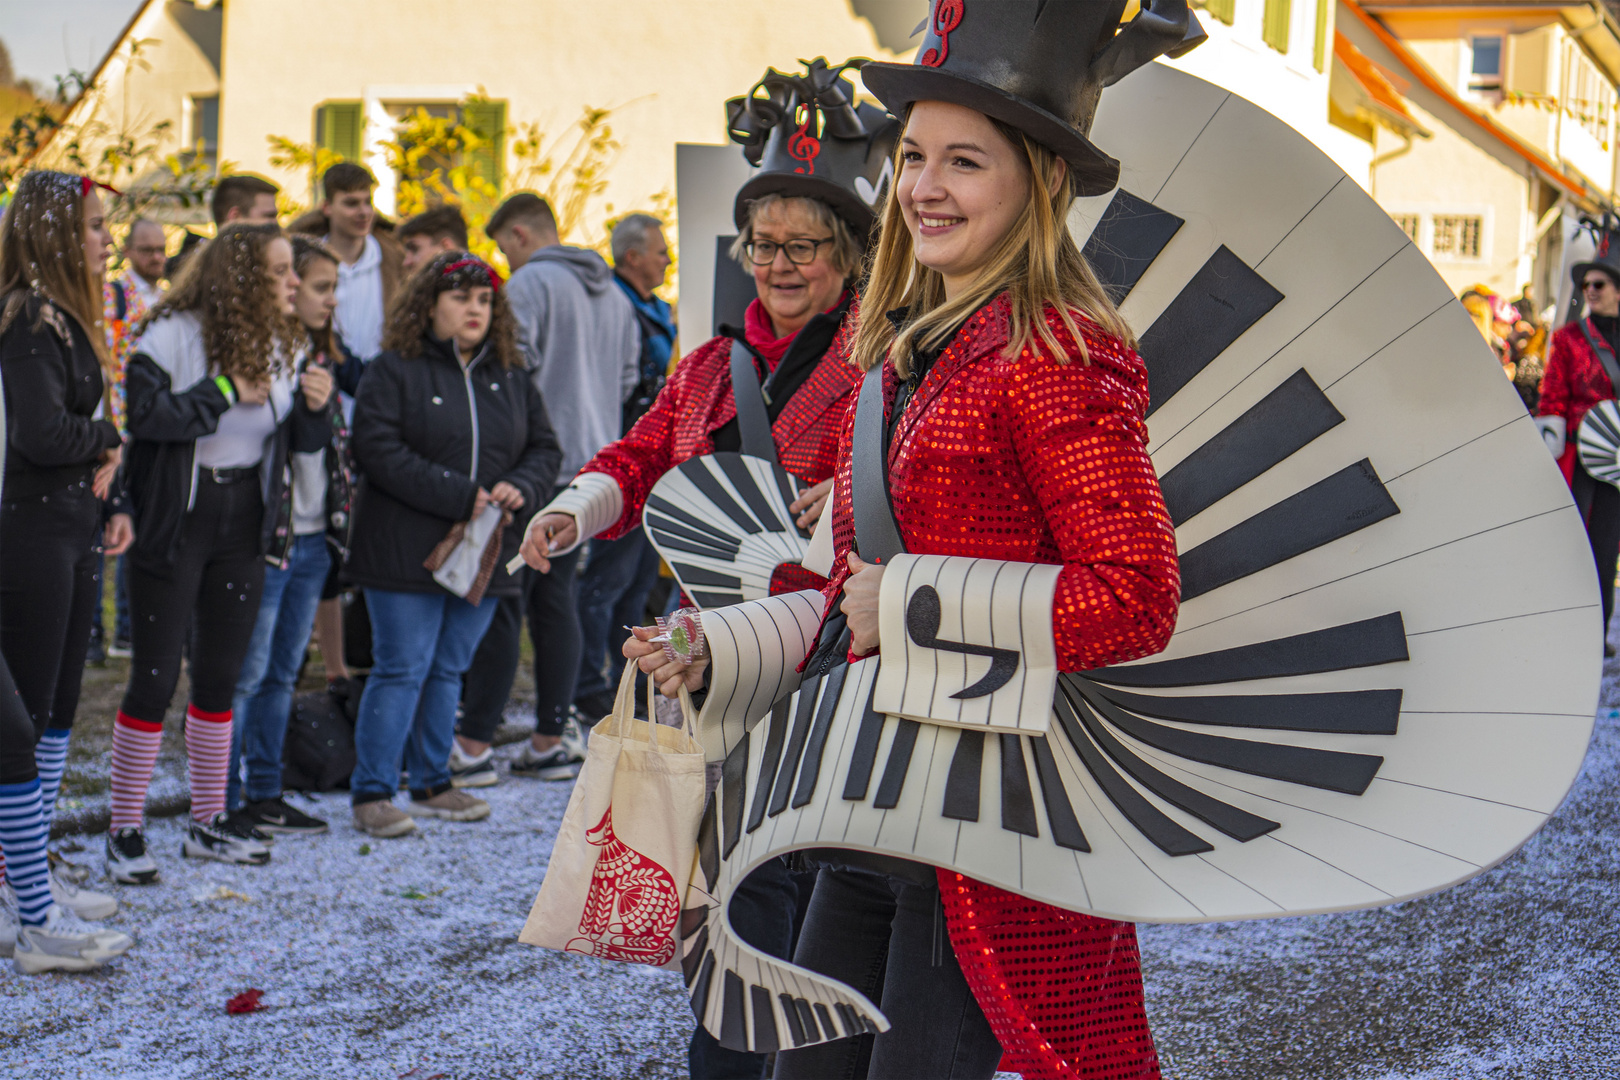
[535,471,624,555]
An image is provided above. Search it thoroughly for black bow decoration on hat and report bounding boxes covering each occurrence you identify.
[726,58,872,172]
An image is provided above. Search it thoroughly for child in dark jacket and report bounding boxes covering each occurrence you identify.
[347,251,560,838]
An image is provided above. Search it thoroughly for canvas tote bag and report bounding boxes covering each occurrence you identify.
[520,660,705,968]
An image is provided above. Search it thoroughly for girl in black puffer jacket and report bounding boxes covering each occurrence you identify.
[347,252,559,838]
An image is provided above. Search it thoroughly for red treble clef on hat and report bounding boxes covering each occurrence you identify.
[921,0,964,67]
[788,103,820,175]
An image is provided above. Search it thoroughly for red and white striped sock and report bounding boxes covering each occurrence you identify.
[110,713,164,831]
[184,705,232,824]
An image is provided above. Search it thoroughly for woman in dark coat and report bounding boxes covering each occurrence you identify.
[347,251,560,838]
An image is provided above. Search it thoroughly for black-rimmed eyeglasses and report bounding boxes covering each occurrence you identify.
[745,237,834,266]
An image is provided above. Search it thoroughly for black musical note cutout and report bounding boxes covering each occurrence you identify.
[905,585,1020,699]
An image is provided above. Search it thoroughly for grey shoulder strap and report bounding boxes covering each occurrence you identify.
[1578,319,1620,396]
[728,339,778,465]
[851,365,906,564]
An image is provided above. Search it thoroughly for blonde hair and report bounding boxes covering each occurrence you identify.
[0,171,113,376]
[852,116,1132,376]
[729,194,863,282]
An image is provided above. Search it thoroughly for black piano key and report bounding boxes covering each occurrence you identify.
[751,984,780,1053]
[1158,368,1345,526]
[650,527,742,564]
[646,511,742,555]
[771,463,812,539]
[999,733,1040,838]
[873,719,922,809]
[748,699,793,833]
[1073,681,1281,841]
[780,993,809,1046]
[1140,245,1284,417]
[690,950,717,1020]
[721,969,748,1050]
[647,493,744,546]
[680,457,764,534]
[1081,188,1185,303]
[942,730,985,822]
[1085,612,1408,688]
[1101,697,1385,796]
[1094,684,1402,735]
[769,674,823,817]
[697,795,719,891]
[843,681,887,800]
[793,660,850,808]
[1179,459,1406,605]
[722,731,749,858]
[672,563,744,590]
[835,1003,860,1041]
[682,924,709,986]
[814,1002,839,1041]
[692,590,746,608]
[1054,689,1214,856]
[717,453,788,533]
[1029,735,1090,852]
[794,997,821,1041]
[1179,459,1400,601]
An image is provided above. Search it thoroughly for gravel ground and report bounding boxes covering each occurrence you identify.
[3,656,1616,1078]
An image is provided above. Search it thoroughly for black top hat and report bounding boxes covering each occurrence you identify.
[727,58,902,238]
[860,0,1206,197]
[1572,222,1620,291]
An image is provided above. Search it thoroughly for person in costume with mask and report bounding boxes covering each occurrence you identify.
[520,58,896,1080]
[1538,237,1620,653]
[613,5,1203,1077]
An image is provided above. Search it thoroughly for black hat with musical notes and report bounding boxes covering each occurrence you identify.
[860,0,1206,197]
[726,57,902,239]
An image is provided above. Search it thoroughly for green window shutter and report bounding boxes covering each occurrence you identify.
[316,101,363,162]
[1205,0,1235,25]
[463,100,507,196]
[1263,0,1292,54]
[1313,0,1331,72]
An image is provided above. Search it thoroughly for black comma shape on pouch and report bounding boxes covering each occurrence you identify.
[906,585,1019,699]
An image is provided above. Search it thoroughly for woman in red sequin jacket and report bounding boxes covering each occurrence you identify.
[521,194,865,588]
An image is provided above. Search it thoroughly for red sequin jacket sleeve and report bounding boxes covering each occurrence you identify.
[819,295,1180,672]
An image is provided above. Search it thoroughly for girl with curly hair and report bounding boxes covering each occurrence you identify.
[106,222,322,883]
[345,251,559,838]
[0,170,135,972]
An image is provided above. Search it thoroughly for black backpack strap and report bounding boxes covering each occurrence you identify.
[851,365,906,564]
[728,338,778,465]
[1579,318,1620,395]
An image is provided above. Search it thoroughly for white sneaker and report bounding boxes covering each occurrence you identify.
[182,813,271,866]
[448,742,499,788]
[0,884,17,958]
[105,826,160,885]
[50,863,118,920]
[13,905,134,975]
[560,713,589,763]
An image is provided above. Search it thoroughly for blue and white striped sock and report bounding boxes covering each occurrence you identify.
[0,779,52,926]
[35,728,70,834]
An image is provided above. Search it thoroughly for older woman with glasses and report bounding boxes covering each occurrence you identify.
[1538,246,1620,651]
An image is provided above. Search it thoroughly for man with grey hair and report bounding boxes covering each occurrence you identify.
[570,212,678,718]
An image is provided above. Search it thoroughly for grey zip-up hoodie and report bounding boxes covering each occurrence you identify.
[504,245,639,485]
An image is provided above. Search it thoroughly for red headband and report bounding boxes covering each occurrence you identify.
[80,176,122,198]
[441,257,503,293]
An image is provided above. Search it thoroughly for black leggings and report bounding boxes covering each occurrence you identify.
[121,476,266,723]
[1573,460,1620,633]
[0,479,102,737]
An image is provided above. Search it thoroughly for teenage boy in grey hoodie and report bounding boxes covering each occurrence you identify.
[454,193,639,784]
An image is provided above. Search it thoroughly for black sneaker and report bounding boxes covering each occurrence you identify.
[234,797,329,837]
[449,744,498,788]
[182,812,271,865]
[104,827,159,885]
[510,745,582,781]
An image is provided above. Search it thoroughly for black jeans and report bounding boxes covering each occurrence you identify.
[0,478,102,737]
[773,867,1002,1080]
[462,488,584,741]
[689,857,803,1080]
[121,476,266,722]
[1573,459,1620,633]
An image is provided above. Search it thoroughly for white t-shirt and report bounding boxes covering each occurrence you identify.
[195,375,294,468]
[290,450,328,534]
[333,234,385,361]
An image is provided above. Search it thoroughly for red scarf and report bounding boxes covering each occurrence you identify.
[742,291,848,366]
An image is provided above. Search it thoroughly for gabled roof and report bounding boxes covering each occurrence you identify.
[1343,0,1598,204]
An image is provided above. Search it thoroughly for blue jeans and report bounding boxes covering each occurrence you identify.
[574,530,661,706]
[351,587,497,803]
[227,534,331,809]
